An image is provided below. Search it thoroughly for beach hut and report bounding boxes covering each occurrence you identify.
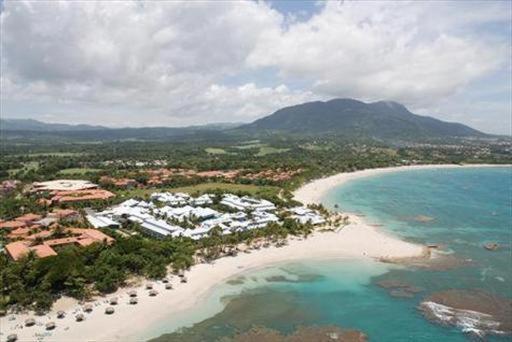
[149,289,158,297]
[128,290,137,297]
[45,322,56,330]
[24,318,36,327]
[6,334,17,342]
[146,283,153,290]
[83,304,93,313]
[129,298,138,305]
[165,283,173,290]
[75,314,85,322]
[181,276,188,283]
[109,297,118,305]
[105,307,115,315]
[57,311,66,319]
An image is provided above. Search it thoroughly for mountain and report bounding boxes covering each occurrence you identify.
[0,118,237,142]
[1,100,487,142]
[241,98,486,140]
[0,118,108,131]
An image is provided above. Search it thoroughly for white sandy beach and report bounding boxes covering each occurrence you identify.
[2,163,506,342]
[294,163,511,205]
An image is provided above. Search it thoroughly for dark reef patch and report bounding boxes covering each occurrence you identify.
[229,325,367,342]
[419,289,512,338]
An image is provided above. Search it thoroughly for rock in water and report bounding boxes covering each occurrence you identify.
[484,242,499,251]
[419,289,512,338]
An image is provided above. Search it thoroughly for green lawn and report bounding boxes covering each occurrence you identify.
[205,147,230,155]
[117,182,280,199]
[300,143,329,151]
[58,168,103,175]
[233,143,265,150]
[256,146,290,156]
[20,152,88,157]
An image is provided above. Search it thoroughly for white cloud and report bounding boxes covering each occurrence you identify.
[248,1,508,107]
[1,0,510,131]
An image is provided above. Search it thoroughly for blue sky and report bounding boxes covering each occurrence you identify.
[1,0,511,134]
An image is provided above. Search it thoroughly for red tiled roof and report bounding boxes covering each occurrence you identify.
[0,221,27,230]
[25,230,53,240]
[44,237,80,247]
[51,189,115,203]
[5,241,57,261]
[31,244,58,258]
[6,226,114,261]
[15,213,43,223]
[49,209,79,218]
[5,241,29,260]
[8,227,31,238]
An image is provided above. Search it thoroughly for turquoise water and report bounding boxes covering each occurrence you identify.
[151,167,511,341]
[324,167,511,297]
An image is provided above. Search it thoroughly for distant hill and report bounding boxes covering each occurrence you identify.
[1,100,487,142]
[0,118,108,131]
[241,98,486,140]
[0,118,241,142]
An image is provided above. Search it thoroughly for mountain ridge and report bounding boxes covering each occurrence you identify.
[1,99,487,141]
[240,98,485,139]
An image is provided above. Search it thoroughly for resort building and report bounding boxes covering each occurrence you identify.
[4,228,114,261]
[0,213,43,231]
[50,189,115,203]
[86,193,327,240]
[99,176,138,188]
[140,219,182,238]
[48,209,80,222]
[290,207,327,225]
[220,194,276,211]
[15,213,43,224]
[5,241,58,261]
[190,194,213,206]
[150,192,190,206]
[86,214,121,229]
[32,179,98,192]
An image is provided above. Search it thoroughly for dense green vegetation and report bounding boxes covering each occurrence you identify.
[0,218,318,313]
[2,133,509,186]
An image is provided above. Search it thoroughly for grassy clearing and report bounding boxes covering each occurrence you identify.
[300,144,329,151]
[21,152,88,157]
[205,147,230,155]
[233,143,265,150]
[58,168,103,175]
[256,146,290,156]
[8,161,40,175]
[117,182,280,199]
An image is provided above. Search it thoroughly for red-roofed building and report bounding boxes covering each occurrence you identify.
[5,227,114,261]
[50,189,115,204]
[15,213,43,223]
[0,220,27,231]
[48,209,80,222]
[8,227,31,239]
[5,241,57,261]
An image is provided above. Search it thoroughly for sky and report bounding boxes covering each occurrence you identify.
[1,0,511,134]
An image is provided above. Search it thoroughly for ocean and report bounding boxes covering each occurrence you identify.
[150,167,511,341]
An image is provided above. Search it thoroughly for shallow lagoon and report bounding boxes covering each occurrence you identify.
[150,167,511,341]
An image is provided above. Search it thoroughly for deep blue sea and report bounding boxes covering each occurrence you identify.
[150,167,511,342]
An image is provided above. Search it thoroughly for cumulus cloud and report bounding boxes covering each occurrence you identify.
[248,1,508,107]
[1,0,509,129]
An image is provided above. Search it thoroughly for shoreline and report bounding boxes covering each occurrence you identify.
[294,163,511,205]
[0,220,423,342]
[2,163,507,342]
